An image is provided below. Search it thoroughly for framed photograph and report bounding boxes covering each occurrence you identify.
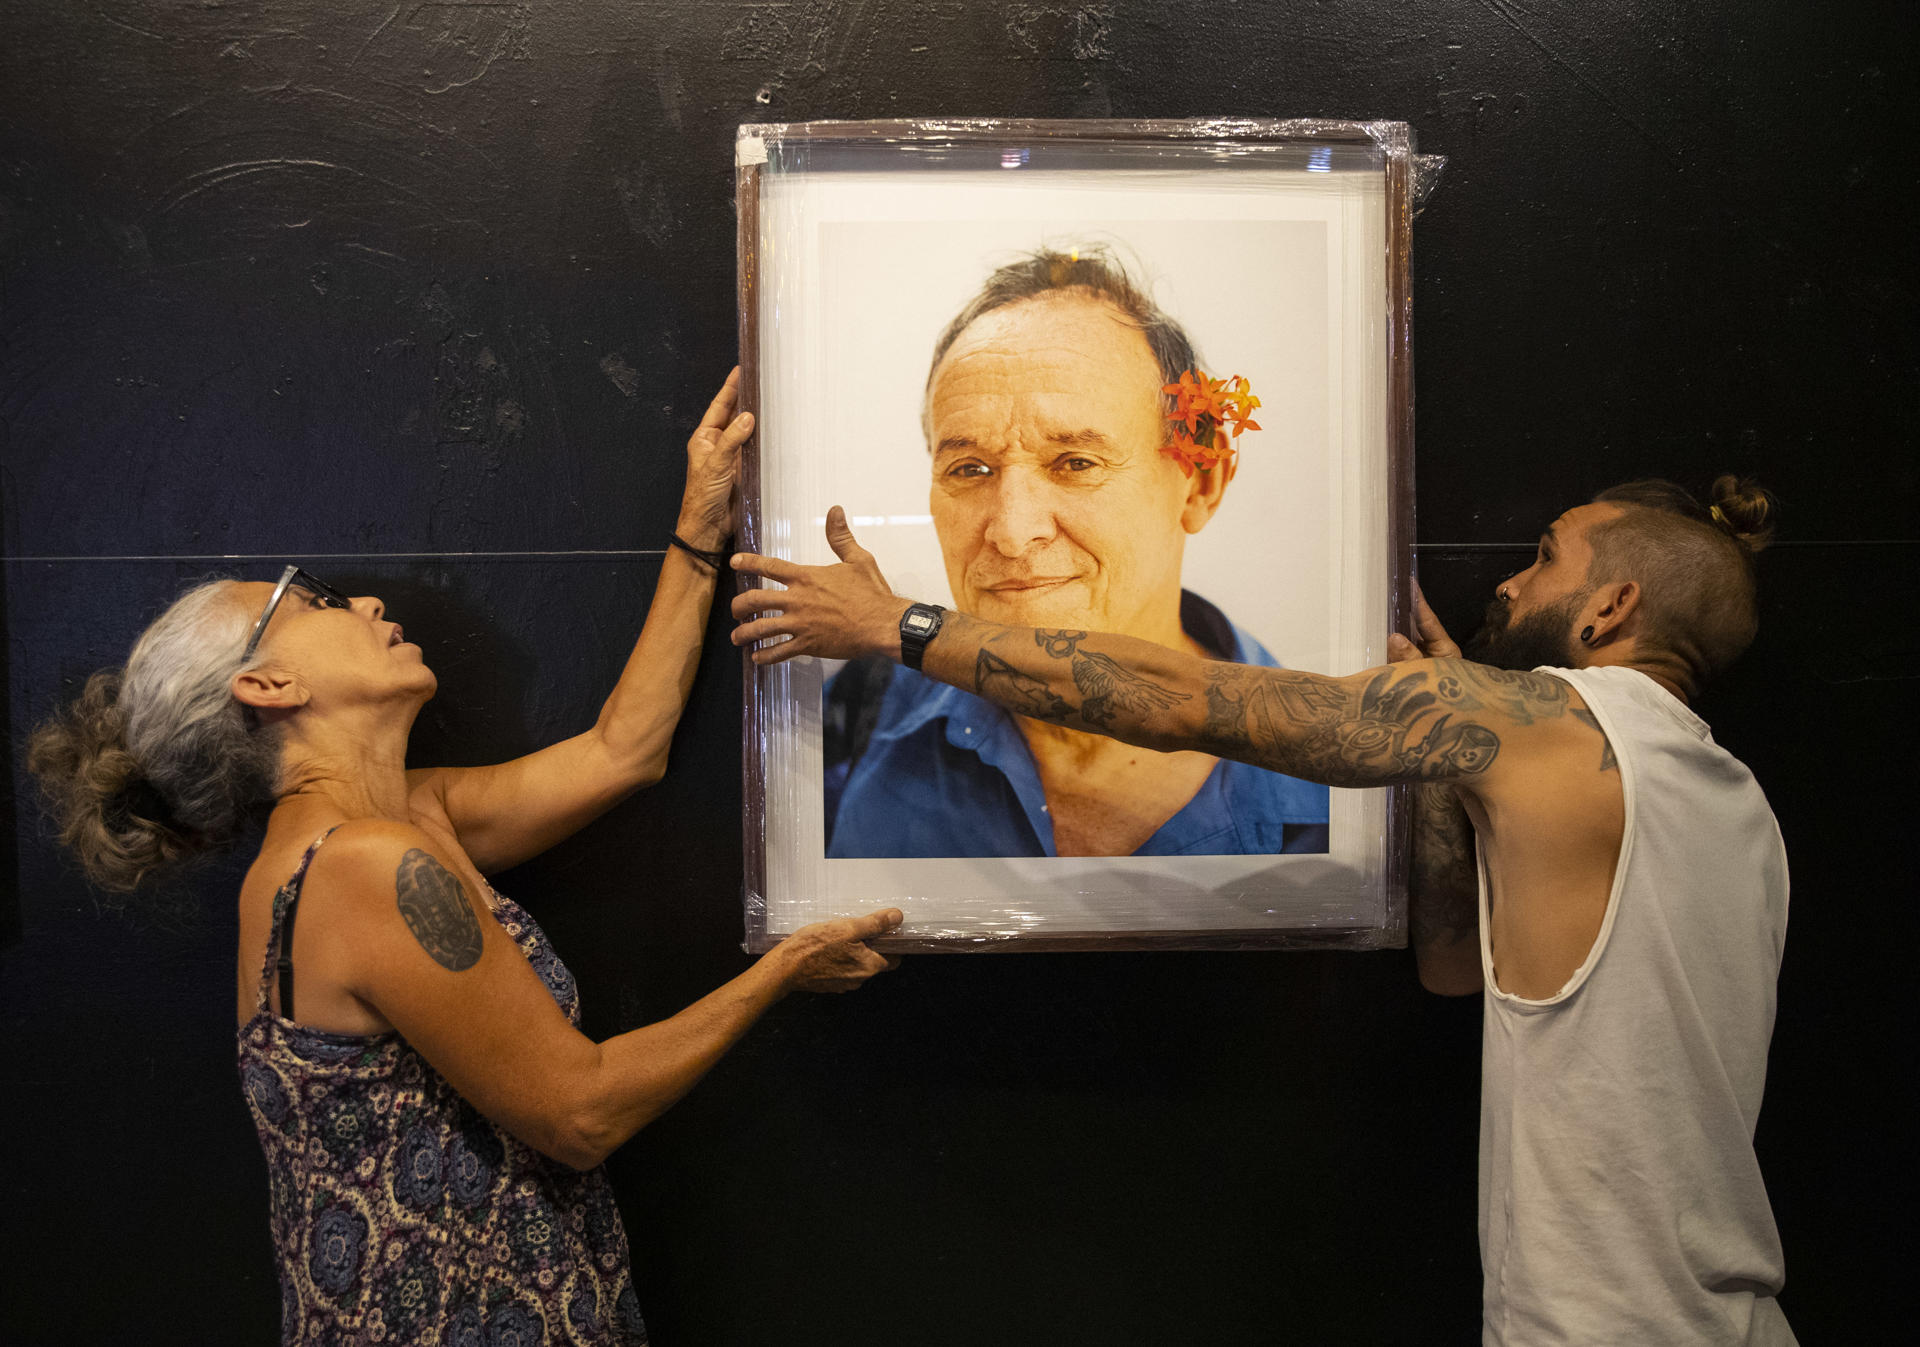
[736,119,1417,952]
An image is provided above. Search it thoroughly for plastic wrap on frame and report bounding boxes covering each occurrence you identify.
[736,119,1434,954]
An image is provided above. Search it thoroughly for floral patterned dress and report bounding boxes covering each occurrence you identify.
[237,829,646,1344]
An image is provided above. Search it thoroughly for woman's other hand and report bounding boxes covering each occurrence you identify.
[775,907,905,994]
[678,367,753,550]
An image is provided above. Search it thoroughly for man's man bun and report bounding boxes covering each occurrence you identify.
[1707,474,1777,553]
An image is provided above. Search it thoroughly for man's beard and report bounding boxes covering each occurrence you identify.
[1464,590,1587,671]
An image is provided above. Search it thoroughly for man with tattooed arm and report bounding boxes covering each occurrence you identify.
[730,475,1796,1346]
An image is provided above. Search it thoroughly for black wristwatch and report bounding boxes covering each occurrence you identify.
[898,602,947,671]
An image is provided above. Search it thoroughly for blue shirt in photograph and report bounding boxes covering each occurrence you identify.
[822,591,1331,858]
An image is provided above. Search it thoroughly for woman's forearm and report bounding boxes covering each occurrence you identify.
[555,903,896,1167]
[590,368,751,784]
[561,944,795,1168]
[590,510,726,781]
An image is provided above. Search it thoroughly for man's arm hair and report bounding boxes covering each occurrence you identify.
[923,614,1581,789]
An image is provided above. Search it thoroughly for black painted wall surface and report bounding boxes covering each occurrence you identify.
[2,3,1912,1342]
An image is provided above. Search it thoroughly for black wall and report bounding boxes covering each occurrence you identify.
[3,3,1912,1343]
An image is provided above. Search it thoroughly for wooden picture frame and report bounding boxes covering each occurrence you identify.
[736,119,1417,953]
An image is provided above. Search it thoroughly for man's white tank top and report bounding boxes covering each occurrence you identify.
[1478,665,1794,1346]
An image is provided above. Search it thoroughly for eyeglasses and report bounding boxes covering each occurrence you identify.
[240,565,353,665]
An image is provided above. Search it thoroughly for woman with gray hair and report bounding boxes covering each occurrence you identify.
[28,368,902,1345]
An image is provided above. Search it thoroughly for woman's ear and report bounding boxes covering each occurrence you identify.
[231,667,309,713]
[1180,456,1234,534]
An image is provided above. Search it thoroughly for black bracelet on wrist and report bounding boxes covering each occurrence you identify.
[669,532,730,572]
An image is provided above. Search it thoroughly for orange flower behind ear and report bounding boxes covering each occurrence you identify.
[1162,369,1262,479]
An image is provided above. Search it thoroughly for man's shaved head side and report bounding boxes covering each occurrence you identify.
[1586,475,1777,696]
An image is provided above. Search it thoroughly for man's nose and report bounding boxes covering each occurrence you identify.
[981,467,1060,556]
[354,595,386,622]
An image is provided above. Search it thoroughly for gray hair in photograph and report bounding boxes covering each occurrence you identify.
[922,243,1202,442]
[28,579,283,891]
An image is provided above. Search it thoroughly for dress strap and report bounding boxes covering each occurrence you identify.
[256,826,345,1017]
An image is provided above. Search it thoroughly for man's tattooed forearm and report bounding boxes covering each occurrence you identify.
[1570,709,1618,772]
[1203,668,1346,753]
[979,629,1189,729]
[962,619,1508,786]
[1068,650,1189,728]
[395,848,483,971]
[1202,665,1501,785]
[1034,629,1087,659]
[974,649,1072,722]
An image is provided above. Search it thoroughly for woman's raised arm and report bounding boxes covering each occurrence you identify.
[411,369,751,874]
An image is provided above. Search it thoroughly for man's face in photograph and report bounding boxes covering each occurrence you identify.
[925,292,1213,636]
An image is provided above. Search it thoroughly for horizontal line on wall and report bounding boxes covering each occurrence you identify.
[2,540,1912,564]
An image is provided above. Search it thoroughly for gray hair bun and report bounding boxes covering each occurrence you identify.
[29,581,281,892]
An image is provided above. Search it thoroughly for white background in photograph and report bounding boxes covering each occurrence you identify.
[751,164,1390,941]
[816,215,1335,672]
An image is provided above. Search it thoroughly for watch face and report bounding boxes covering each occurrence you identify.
[906,612,934,633]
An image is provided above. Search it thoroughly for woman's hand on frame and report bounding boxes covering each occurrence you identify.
[677,367,752,550]
[774,907,906,994]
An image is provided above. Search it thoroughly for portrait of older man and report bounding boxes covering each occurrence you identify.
[823,246,1330,858]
